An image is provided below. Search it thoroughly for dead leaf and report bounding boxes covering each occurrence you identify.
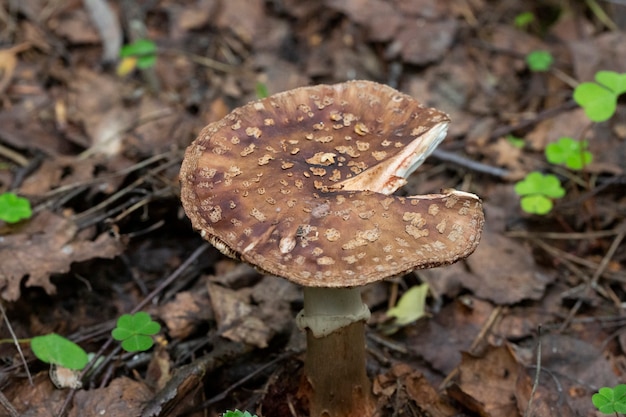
[0,211,124,301]
[447,344,522,417]
[325,0,403,42]
[374,363,457,417]
[4,372,66,416]
[463,203,553,304]
[159,290,211,339]
[207,283,274,348]
[69,377,152,417]
[403,296,495,375]
[395,19,458,65]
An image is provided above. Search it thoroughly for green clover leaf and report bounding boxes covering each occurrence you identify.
[111,312,161,352]
[0,192,32,223]
[592,384,626,414]
[573,82,617,122]
[526,50,553,72]
[31,333,89,370]
[545,137,592,170]
[595,71,626,95]
[514,172,565,215]
[574,71,626,122]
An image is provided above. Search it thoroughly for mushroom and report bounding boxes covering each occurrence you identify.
[180,80,484,417]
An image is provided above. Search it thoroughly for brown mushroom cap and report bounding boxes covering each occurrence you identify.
[180,80,484,287]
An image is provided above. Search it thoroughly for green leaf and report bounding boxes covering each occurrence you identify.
[545,137,592,170]
[223,411,257,417]
[386,284,429,327]
[121,335,155,352]
[515,172,565,215]
[120,39,157,59]
[573,82,617,122]
[514,12,535,28]
[255,81,269,99]
[520,194,553,215]
[137,55,157,69]
[595,70,626,95]
[526,50,553,72]
[0,192,32,223]
[592,385,626,414]
[514,172,564,198]
[112,312,161,352]
[31,333,88,370]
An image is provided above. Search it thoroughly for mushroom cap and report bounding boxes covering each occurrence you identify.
[180,80,484,287]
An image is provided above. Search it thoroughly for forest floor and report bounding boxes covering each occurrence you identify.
[1,1,626,416]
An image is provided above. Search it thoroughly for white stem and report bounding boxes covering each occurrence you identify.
[296,287,371,338]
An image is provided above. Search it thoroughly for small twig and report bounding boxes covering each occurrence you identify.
[529,238,626,283]
[559,221,626,331]
[0,301,32,386]
[0,143,28,167]
[524,326,542,417]
[431,148,511,179]
[0,391,19,417]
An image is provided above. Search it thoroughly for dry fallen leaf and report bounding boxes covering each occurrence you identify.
[0,211,124,301]
[447,344,522,417]
[69,377,152,417]
[207,283,274,348]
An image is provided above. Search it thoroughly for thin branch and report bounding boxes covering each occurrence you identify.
[0,301,32,386]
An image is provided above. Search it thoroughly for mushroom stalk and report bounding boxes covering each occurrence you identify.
[297,287,376,417]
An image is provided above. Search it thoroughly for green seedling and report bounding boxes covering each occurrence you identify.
[222,411,258,417]
[574,70,626,122]
[31,333,89,370]
[593,384,626,414]
[0,192,32,223]
[514,11,535,29]
[526,50,553,72]
[545,137,592,170]
[111,311,161,352]
[117,39,157,76]
[255,81,269,99]
[514,172,565,215]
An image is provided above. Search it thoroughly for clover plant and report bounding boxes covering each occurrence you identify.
[0,192,32,223]
[514,172,565,215]
[545,137,592,170]
[111,311,161,352]
[593,384,626,415]
[574,71,626,122]
[526,50,553,72]
[117,39,157,76]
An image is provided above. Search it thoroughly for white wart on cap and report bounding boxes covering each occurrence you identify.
[180,80,484,287]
